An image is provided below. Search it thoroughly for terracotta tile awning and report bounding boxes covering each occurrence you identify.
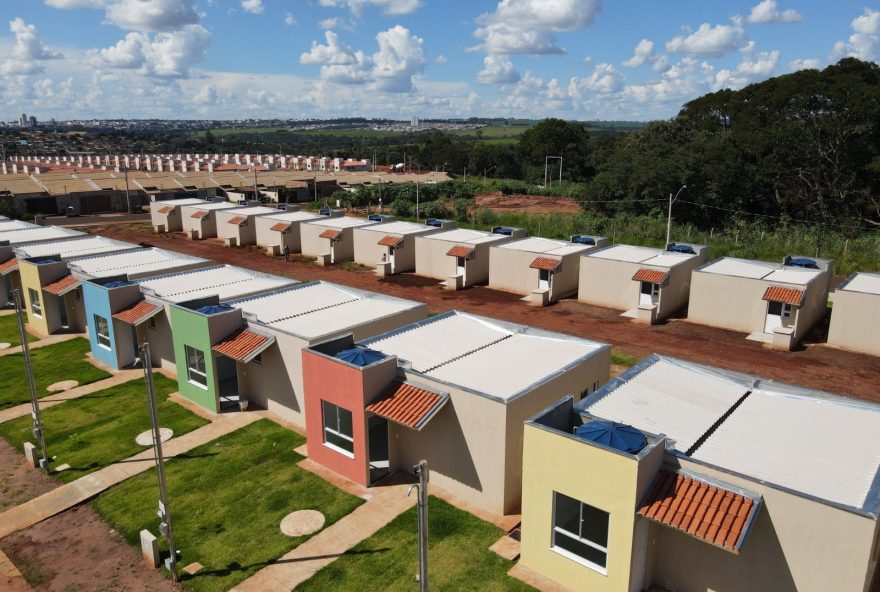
[157,206,174,214]
[632,268,669,284]
[191,210,208,219]
[43,274,81,296]
[212,328,275,363]
[319,229,342,240]
[377,235,403,248]
[638,469,760,554]
[529,256,561,271]
[0,257,19,275]
[762,286,805,306]
[270,222,291,232]
[227,215,247,225]
[113,300,162,326]
[366,381,448,431]
[446,245,475,258]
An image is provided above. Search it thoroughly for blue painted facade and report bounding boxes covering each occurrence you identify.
[82,280,119,369]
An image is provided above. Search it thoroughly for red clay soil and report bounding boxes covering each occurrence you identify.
[475,191,581,214]
[0,438,56,512]
[90,223,880,404]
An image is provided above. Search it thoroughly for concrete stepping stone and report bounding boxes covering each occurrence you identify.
[46,380,79,392]
[0,342,11,350]
[489,535,520,561]
[183,562,203,575]
[54,463,71,473]
[135,428,173,446]
[280,510,325,537]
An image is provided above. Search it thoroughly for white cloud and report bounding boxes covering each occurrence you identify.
[569,62,623,96]
[90,24,211,78]
[0,18,63,76]
[104,0,200,32]
[194,82,219,105]
[476,55,519,84]
[666,22,747,58]
[831,8,880,62]
[621,38,671,72]
[44,0,105,7]
[300,31,359,65]
[319,17,338,30]
[789,57,820,71]
[712,43,780,90]
[434,54,447,64]
[746,0,803,24]
[317,0,422,16]
[473,0,601,55]
[624,57,715,106]
[285,12,296,26]
[241,0,264,14]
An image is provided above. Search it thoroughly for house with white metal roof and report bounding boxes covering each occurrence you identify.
[15,236,140,336]
[180,201,239,239]
[149,197,208,233]
[688,255,833,350]
[517,354,880,592]
[254,208,343,256]
[415,226,526,290]
[301,311,611,515]
[827,272,880,356]
[578,242,708,323]
[110,265,296,371]
[300,216,381,265]
[167,281,425,419]
[0,226,84,306]
[490,235,607,305]
[214,205,279,247]
[0,219,37,232]
[353,219,455,276]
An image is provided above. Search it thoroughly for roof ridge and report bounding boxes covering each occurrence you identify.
[422,333,513,373]
[261,295,359,324]
[685,390,752,457]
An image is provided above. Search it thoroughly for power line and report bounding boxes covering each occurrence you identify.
[677,199,878,233]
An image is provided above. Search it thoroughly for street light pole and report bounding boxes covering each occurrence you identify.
[416,182,420,223]
[13,289,48,473]
[409,460,429,592]
[141,342,179,583]
[123,166,132,213]
[666,185,687,245]
[544,156,563,188]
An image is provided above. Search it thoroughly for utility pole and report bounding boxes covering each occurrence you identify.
[416,182,420,223]
[123,166,132,213]
[544,156,562,188]
[409,460,429,592]
[141,343,179,583]
[13,290,48,473]
[252,166,259,202]
[666,185,687,245]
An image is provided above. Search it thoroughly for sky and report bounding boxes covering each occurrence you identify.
[0,0,878,122]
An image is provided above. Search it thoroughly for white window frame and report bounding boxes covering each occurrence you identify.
[781,303,793,318]
[28,288,42,318]
[185,345,208,390]
[94,314,112,350]
[322,400,354,458]
[551,492,609,575]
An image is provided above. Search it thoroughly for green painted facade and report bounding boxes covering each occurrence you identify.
[170,305,217,412]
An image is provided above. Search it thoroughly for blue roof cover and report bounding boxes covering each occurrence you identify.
[335,347,385,367]
[575,420,647,454]
[425,219,443,228]
[492,226,514,235]
[368,214,388,222]
[32,258,60,265]
[319,208,332,216]
[105,280,135,289]
[196,304,234,315]
[789,257,818,269]
[571,235,595,245]
[667,243,696,254]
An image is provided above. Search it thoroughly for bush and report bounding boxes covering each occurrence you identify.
[453,198,470,222]
[422,201,450,220]
[390,198,414,218]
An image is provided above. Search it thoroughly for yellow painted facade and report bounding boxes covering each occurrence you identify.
[19,261,50,336]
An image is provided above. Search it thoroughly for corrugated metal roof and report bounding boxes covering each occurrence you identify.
[68,248,204,280]
[632,268,669,284]
[588,244,662,263]
[763,268,820,286]
[699,258,779,280]
[220,206,277,216]
[308,216,375,229]
[0,220,37,231]
[446,245,475,258]
[362,221,432,235]
[498,237,590,256]
[234,283,358,323]
[424,228,504,245]
[366,381,448,430]
[529,257,561,271]
[0,227,84,245]
[262,211,324,223]
[184,202,237,212]
[139,265,295,303]
[212,328,275,362]
[270,297,418,340]
[16,236,136,260]
[638,469,758,554]
[113,300,162,325]
[762,286,805,305]
[43,274,81,296]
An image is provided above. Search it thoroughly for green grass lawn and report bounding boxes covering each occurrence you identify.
[0,337,111,410]
[611,350,641,368]
[92,419,364,592]
[0,374,208,483]
[298,497,534,592]
[0,313,37,347]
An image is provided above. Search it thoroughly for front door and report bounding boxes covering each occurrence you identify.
[764,301,791,333]
[388,247,396,273]
[640,282,659,306]
[330,240,336,264]
[368,415,391,483]
[58,296,69,329]
[216,355,240,411]
[539,269,550,290]
[456,256,465,276]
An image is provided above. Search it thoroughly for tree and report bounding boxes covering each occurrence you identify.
[517,118,593,183]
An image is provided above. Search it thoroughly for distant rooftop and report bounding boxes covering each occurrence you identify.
[0,226,83,245]
[183,201,237,211]
[838,272,880,296]
[220,206,277,216]
[15,235,136,260]
[152,198,206,207]
[69,248,207,279]
[0,220,37,231]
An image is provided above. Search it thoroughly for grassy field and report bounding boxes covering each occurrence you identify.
[298,496,533,592]
[0,338,110,410]
[0,314,37,347]
[93,420,364,592]
[0,374,208,482]
[611,350,641,368]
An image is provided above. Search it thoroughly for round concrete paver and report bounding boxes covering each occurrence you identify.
[280,510,325,537]
[0,342,11,350]
[136,428,174,446]
[46,380,79,392]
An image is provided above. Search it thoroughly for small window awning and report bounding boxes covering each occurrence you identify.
[113,300,162,326]
[762,286,805,306]
[632,268,669,284]
[377,235,403,247]
[212,328,275,363]
[0,258,19,275]
[270,222,291,232]
[529,256,561,271]
[638,469,761,555]
[157,206,174,214]
[227,215,247,225]
[446,244,475,258]
[319,229,343,240]
[191,210,208,219]
[366,381,448,431]
[43,274,81,296]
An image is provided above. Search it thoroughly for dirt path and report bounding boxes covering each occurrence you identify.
[88,223,880,404]
[475,191,581,214]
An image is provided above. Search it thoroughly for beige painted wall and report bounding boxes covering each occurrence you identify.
[254,218,305,254]
[489,248,583,300]
[352,230,418,273]
[217,213,259,245]
[21,260,70,335]
[138,305,177,371]
[180,206,220,238]
[415,237,510,287]
[827,290,880,356]
[300,224,357,262]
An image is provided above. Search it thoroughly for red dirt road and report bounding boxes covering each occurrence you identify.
[475,192,581,214]
[92,223,880,404]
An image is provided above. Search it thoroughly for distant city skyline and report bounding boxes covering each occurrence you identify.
[0,1,877,121]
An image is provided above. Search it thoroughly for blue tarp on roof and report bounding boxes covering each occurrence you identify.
[571,235,596,245]
[789,257,818,269]
[196,304,234,315]
[667,243,696,254]
[335,347,385,367]
[105,280,135,289]
[575,420,647,454]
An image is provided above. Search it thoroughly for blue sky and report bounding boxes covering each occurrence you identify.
[0,0,877,121]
